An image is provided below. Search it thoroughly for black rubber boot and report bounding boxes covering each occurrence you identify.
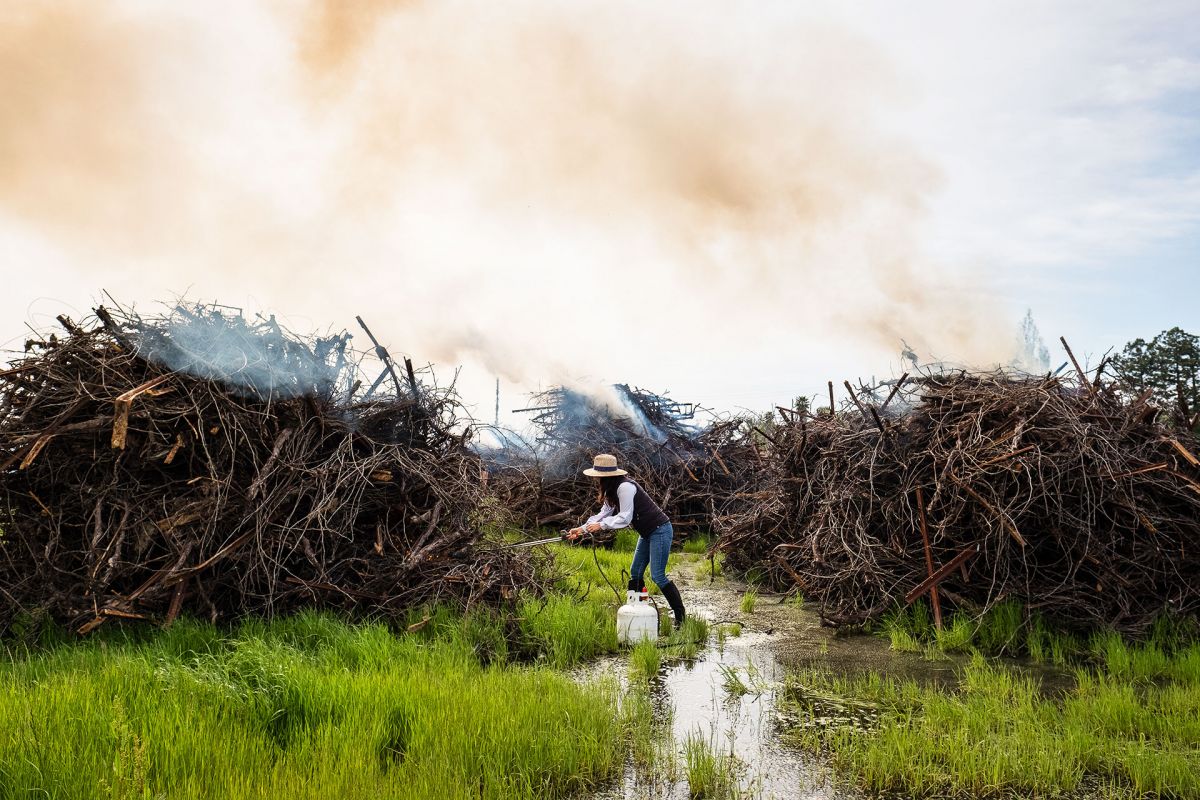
[660,581,686,629]
[627,578,645,593]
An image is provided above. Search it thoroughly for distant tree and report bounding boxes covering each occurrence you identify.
[1112,327,1200,418]
[792,396,810,415]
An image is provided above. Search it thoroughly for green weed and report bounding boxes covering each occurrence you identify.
[680,615,709,644]
[659,616,709,662]
[975,599,1023,655]
[682,733,741,799]
[624,684,677,788]
[739,590,757,614]
[721,623,742,639]
[719,664,750,698]
[879,600,1103,662]
[883,621,922,653]
[629,638,662,682]
[933,615,975,653]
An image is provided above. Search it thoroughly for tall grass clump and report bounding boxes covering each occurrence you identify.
[679,615,709,645]
[682,733,740,799]
[739,590,757,614]
[932,615,975,653]
[630,638,662,682]
[518,593,616,668]
[0,614,625,800]
[974,599,1023,655]
[660,616,710,661]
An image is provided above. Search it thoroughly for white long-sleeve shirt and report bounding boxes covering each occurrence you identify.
[585,481,638,530]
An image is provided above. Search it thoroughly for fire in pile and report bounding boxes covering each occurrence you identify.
[715,368,1200,633]
[484,384,756,539]
[0,304,537,635]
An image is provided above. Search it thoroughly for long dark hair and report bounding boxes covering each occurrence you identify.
[598,475,627,508]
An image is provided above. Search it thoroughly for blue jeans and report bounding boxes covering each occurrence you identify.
[629,522,674,588]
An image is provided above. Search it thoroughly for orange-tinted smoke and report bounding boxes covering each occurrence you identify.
[0,1,1008,386]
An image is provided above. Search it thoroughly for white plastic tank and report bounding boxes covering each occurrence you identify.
[616,589,658,644]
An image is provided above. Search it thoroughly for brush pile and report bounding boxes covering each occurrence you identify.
[0,305,536,635]
[715,371,1200,633]
[486,386,755,539]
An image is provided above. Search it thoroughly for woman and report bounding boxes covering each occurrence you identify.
[568,453,686,628]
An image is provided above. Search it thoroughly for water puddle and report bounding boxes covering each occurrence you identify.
[578,586,856,799]
[575,559,1074,798]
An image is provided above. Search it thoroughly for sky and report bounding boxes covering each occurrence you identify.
[1,0,1197,429]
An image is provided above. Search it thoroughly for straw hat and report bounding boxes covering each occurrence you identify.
[583,453,628,477]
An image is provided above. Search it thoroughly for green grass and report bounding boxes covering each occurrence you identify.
[6,523,799,800]
[0,531,713,800]
[739,590,757,614]
[518,593,615,668]
[613,528,640,552]
[682,533,713,554]
[719,664,750,697]
[0,612,625,800]
[624,681,678,790]
[933,615,976,653]
[886,629,922,653]
[658,616,710,662]
[701,552,723,579]
[547,540,679,599]
[682,732,741,799]
[879,599,1101,663]
[783,642,1200,799]
[629,638,662,682]
[679,615,709,644]
[974,598,1023,655]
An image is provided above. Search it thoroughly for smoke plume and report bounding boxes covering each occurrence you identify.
[0,0,1007,414]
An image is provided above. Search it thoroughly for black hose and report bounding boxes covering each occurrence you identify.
[590,538,623,602]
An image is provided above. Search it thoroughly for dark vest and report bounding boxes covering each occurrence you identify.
[622,479,670,537]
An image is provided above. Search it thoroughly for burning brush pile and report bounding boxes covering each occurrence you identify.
[486,385,754,539]
[716,370,1200,633]
[0,304,536,635]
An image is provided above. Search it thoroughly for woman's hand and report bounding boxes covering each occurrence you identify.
[584,522,603,534]
[566,527,583,540]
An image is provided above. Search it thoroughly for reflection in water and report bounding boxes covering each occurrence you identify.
[583,612,853,799]
[579,570,1077,799]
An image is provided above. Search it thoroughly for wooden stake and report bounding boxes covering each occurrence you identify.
[1060,337,1093,395]
[880,373,909,413]
[915,487,942,630]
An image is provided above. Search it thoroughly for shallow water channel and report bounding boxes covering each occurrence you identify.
[577,559,1072,799]
[575,561,860,800]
